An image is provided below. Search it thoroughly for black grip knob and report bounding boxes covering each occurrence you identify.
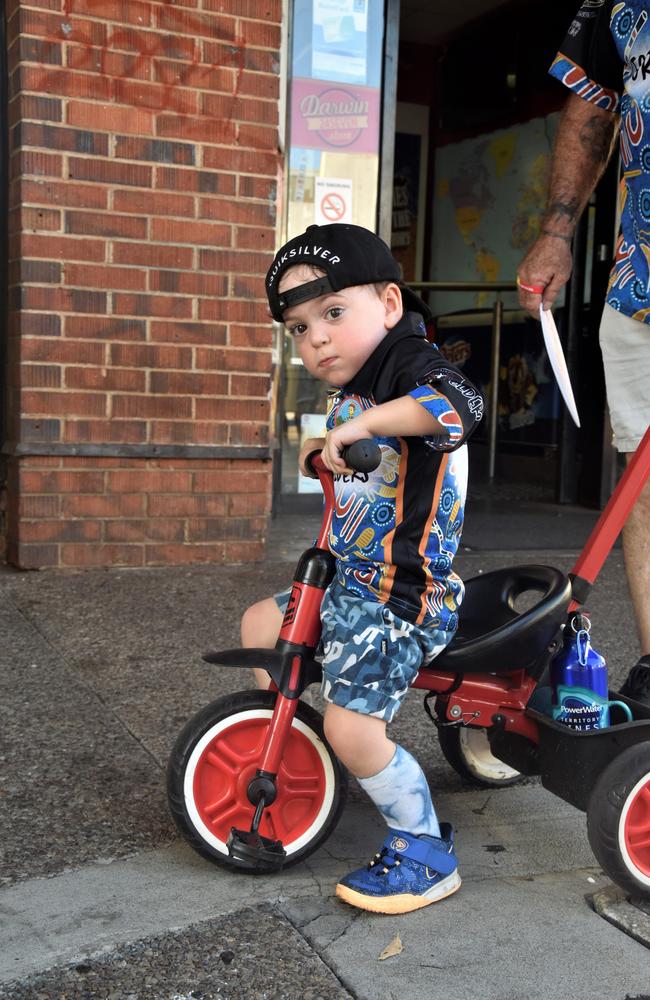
[342,440,382,473]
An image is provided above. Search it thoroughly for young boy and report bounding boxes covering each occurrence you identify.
[242,223,484,914]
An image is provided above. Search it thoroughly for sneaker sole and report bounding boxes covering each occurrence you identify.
[335,870,461,915]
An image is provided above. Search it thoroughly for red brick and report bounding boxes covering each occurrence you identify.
[187,516,265,542]
[238,18,281,48]
[155,166,236,196]
[112,292,193,318]
[203,146,278,175]
[9,95,62,125]
[150,217,231,247]
[12,543,59,568]
[149,371,227,395]
[228,492,271,516]
[200,92,277,126]
[148,493,226,517]
[65,210,147,240]
[149,321,227,346]
[115,135,195,165]
[112,77,198,115]
[20,206,61,231]
[17,65,114,102]
[19,286,107,313]
[112,241,193,269]
[63,419,147,443]
[105,518,185,542]
[195,347,271,373]
[65,0,152,25]
[153,59,234,94]
[112,394,192,419]
[67,100,154,136]
[21,469,105,493]
[64,263,147,291]
[15,122,108,156]
[202,40,278,75]
[19,519,102,542]
[65,317,146,341]
[69,157,152,188]
[230,374,269,397]
[65,366,146,392]
[196,397,269,422]
[237,123,277,150]
[199,248,272,276]
[19,494,61,518]
[108,468,191,493]
[110,342,191,368]
[231,275,267,299]
[22,339,105,364]
[20,179,108,210]
[150,420,228,445]
[113,188,194,217]
[154,6,234,40]
[229,325,273,348]
[235,225,274,251]
[237,174,277,200]
[229,421,270,445]
[62,493,145,517]
[61,543,144,567]
[14,150,63,179]
[155,114,236,145]
[21,365,61,388]
[17,9,108,46]
[22,391,107,417]
[193,469,269,493]
[149,270,227,297]
[21,233,107,261]
[19,313,61,337]
[199,299,268,323]
[199,197,274,226]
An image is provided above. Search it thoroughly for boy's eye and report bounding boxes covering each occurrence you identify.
[326,306,344,320]
[288,323,307,338]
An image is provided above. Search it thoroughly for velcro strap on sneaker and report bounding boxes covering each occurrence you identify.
[382,829,457,876]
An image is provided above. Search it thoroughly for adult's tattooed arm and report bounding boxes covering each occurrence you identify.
[517,93,619,317]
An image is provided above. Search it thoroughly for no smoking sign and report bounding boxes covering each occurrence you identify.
[315,178,353,225]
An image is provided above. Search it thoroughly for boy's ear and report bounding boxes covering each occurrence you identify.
[382,282,403,329]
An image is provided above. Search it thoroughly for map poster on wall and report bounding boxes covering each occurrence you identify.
[429,114,560,316]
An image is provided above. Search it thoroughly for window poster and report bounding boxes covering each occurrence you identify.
[312,0,368,83]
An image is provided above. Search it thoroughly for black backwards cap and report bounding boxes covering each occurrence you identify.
[265,223,432,323]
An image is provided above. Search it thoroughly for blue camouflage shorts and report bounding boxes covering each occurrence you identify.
[275,578,452,722]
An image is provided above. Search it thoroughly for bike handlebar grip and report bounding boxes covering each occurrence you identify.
[342,440,382,473]
[304,449,321,478]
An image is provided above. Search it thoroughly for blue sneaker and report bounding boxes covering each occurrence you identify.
[336,824,461,914]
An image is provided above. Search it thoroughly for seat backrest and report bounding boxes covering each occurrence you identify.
[434,564,571,676]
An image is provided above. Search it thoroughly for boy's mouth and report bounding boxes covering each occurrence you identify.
[318,356,338,368]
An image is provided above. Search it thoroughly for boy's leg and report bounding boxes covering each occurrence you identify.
[324,705,440,836]
[241,597,283,690]
[324,703,459,914]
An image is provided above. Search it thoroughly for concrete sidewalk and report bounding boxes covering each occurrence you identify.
[1,506,649,999]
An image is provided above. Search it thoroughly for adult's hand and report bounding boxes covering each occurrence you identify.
[517,232,574,320]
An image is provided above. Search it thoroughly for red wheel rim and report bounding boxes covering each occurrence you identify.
[191,713,329,851]
[624,775,650,878]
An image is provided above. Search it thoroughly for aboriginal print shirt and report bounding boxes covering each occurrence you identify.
[326,312,484,631]
[551,1,650,322]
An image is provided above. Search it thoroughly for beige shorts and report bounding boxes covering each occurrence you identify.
[599,303,650,453]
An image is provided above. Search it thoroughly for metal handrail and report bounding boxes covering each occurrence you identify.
[409,280,520,481]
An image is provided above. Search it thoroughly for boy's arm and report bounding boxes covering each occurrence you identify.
[321,397,442,473]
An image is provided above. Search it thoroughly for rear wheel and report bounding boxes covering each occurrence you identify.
[587,743,650,898]
[438,724,523,788]
[167,690,347,872]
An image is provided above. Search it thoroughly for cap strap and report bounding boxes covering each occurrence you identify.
[277,275,334,315]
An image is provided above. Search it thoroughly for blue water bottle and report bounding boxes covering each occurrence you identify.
[550,614,632,730]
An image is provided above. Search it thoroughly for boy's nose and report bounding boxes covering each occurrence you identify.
[309,323,330,346]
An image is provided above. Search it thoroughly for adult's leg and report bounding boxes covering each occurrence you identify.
[622,457,650,656]
[240,597,283,690]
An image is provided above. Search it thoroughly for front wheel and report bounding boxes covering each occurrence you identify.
[438,724,523,788]
[167,690,347,873]
[587,742,650,898]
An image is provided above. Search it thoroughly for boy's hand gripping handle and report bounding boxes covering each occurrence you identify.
[305,439,382,477]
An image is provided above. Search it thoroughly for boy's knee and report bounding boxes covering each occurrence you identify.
[241,598,282,647]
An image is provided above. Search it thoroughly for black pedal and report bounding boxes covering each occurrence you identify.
[227,828,286,872]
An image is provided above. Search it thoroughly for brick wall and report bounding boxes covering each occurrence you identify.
[3,0,281,568]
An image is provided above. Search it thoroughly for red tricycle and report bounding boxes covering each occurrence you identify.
[167,428,650,898]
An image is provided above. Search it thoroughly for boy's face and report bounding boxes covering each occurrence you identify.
[279,265,402,387]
